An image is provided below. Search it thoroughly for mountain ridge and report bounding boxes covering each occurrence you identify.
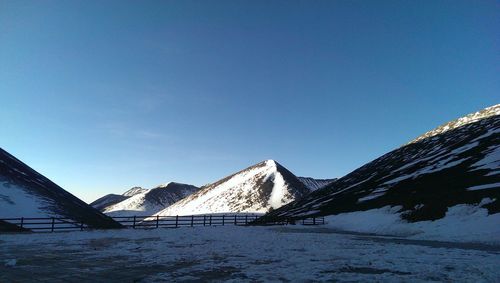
[153,160,311,216]
[407,104,499,145]
[257,105,500,223]
[298,177,337,191]
[101,182,200,216]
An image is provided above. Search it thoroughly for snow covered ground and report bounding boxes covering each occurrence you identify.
[1,226,499,282]
[324,199,500,245]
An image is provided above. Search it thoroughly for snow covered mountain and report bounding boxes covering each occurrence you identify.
[258,105,500,223]
[154,160,310,216]
[0,148,121,230]
[90,194,129,211]
[90,186,146,211]
[101,182,199,216]
[298,177,337,191]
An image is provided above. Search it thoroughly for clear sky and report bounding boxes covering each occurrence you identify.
[1,0,498,203]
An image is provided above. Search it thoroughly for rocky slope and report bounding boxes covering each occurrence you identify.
[407,104,500,144]
[257,105,500,223]
[298,177,337,191]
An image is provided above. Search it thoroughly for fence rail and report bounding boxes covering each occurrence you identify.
[0,214,325,232]
[112,214,262,229]
[1,217,87,232]
[254,217,326,226]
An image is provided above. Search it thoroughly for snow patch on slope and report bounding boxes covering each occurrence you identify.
[0,181,61,218]
[325,199,500,244]
[103,193,155,216]
[471,145,500,171]
[467,183,500,191]
[268,172,287,209]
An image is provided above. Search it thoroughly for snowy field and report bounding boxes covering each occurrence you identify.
[1,226,499,282]
[324,201,500,245]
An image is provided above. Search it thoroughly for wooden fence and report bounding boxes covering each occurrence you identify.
[0,217,87,232]
[112,214,262,229]
[0,214,325,232]
[255,217,326,226]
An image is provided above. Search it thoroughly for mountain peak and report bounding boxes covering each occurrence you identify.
[122,187,147,197]
[264,159,278,168]
[154,160,309,216]
[152,182,196,191]
[156,182,172,188]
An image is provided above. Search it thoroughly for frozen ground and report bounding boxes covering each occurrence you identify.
[1,226,499,282]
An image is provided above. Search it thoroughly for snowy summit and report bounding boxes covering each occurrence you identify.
[154,160,311,216]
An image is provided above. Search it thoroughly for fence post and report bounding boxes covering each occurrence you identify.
[313,217,316,225]
[245,215,248,225]
[51,217,55,232]
[133,216,136,229]
[156,215,159,228]
[203,215,206,226]
[222,215,225,226]
[209,215,212,226]
[175,215,179,228]
[20,217,24,229]
[191,215,194,227]
[234,215,237,225]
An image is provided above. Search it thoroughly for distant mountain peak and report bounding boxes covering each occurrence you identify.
[158,181,191,188]
[156,182,179,188]
[122,187,147,197]
[154,160,310,216]
[101,182,199,216]
[298,177,337,191]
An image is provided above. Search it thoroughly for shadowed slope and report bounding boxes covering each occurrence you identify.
[257,107,500,223]
[0,148,122,230]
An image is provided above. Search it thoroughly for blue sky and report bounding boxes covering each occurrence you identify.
[1,0,498,202]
